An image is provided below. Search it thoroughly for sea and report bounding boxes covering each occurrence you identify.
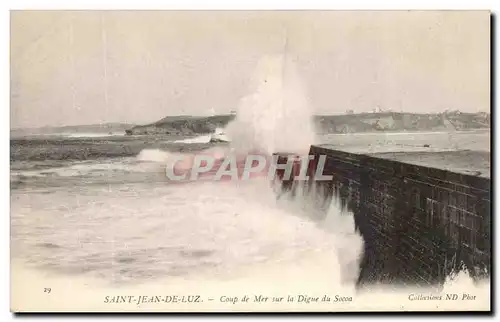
[10,129,491,311]
[9,55,491,311]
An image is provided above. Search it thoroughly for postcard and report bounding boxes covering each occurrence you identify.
[10,10,491,312]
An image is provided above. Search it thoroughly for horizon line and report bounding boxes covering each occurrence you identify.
[11,109,491,130]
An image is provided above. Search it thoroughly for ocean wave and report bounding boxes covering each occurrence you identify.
[56,132,126,138]
[173,135,212,144]
[11,158,167,180]
[11,174,489,306]
[11,175,362,285]
[10,145,234,182]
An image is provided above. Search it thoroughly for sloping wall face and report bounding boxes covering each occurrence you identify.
[305,146,491,287]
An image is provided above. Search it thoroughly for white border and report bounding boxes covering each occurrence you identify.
[3,1,498,321]
[4,0,499,10]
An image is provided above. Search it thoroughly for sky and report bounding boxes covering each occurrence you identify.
[10,10,490,128]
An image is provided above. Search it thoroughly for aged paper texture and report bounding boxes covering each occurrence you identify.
[10,10,491,312]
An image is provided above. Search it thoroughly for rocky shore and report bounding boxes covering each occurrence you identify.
[125,114,236,136]
[124,111,490,136]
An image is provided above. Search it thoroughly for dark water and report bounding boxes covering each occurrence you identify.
[10,131,490,289]
[11,134,364,287]
[10,135,222,162]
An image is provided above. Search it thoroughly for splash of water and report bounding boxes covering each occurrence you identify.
[131,52,489,297]
[273,180,364,285]
[173,134,212,144]
[136,149,175,163]
[136,55,317,174]
[225,54,316,155]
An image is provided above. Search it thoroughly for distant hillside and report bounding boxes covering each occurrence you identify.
[125,111,490,136]
[11,123,133,137]
[314,111,490,134]
[125,114,236,135]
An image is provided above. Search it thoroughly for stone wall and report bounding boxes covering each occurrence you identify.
[302,146,491,287]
